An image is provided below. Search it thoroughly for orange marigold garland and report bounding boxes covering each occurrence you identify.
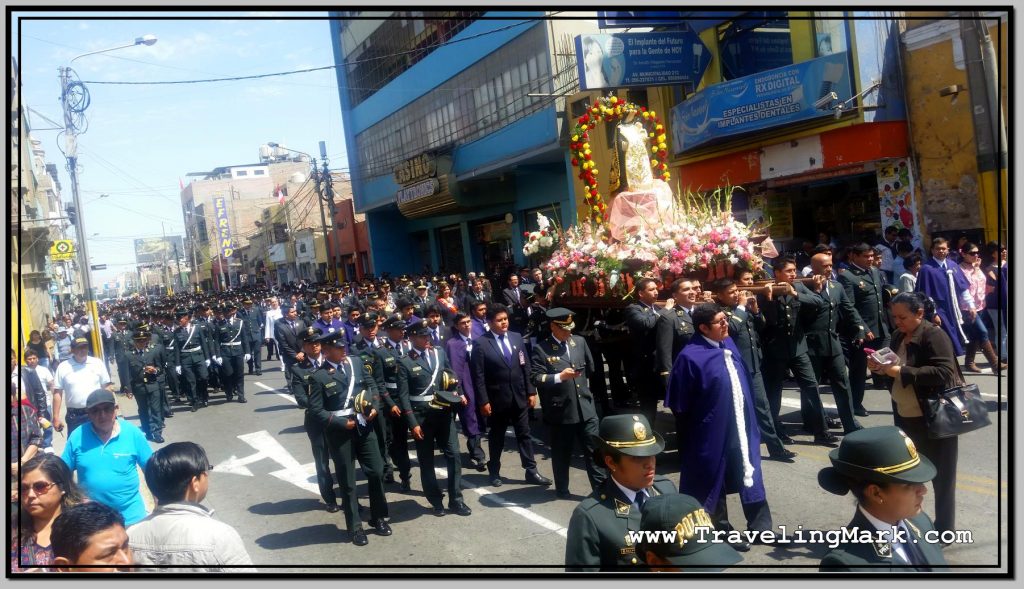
[568,95,670,226]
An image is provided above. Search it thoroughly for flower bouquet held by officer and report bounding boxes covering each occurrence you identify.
[126,326,167,443]
[306,331,391,545]
[396,323,473,517]
[290,326,341,513]
[636,494,743,572]
[818,426,947,571]
[665,303,772,553]
[565,414,676,571]
[530,308,606,499]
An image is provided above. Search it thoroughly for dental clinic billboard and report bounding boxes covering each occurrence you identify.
[575,31,710,91]
[671,51,853,153]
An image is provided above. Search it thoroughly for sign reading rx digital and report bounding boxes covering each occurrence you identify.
[671,51,853,153]
[575,31,711,91]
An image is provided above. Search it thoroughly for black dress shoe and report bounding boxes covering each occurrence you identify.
[730,539,751,552]
[449,501,472,516]
[400,479,411,492]
[256,370,262,376]
[778,433,795,445]
[325,503,340,513]
[766,449,797,463]
[556,490,572,500]
[225,394,233,402]
[369,518,393,535]
[430,504,446,517]
[191,405,198,413]
[200,401,209,408]
[238,395,247,403]
[814,432,840,447]
[825,416,842,429]
[384,472,396,484]
[490,477,503,487]
[854,407,870,417]
[470,459,487,472]
[163,412,174,418]
[352,530,369,546]
[525,471,552,486]
[151,434,165,444]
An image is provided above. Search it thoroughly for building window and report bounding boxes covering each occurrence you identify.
[254,169,266,176]
[236,170,248,177]
[814,12,848,57]
[717,11,793,81]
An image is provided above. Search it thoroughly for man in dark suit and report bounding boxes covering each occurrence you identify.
[838,243,895,415]
[461,279,490,313]
[805,253,868,434]
[468,300,490,340]
[502,273,527,333]
[274,305,307,390]
[445,313,486,471]
[240,298,265,375]
[654,278,698,394]
[759,257,837,447]
[422,305,449,348]
[470,303,551,487]
[529,308,606,498]
[624,277,663,428]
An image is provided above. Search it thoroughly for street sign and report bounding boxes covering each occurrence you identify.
[575,30,711,91]
[91,264,107,270]
[49,239,75,261]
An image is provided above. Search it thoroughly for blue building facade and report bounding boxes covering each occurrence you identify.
[329,12,585,279]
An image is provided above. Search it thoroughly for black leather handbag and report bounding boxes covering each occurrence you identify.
[925,363,991,439]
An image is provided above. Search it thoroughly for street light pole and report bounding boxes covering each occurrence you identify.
[60,34,157,355]
[267,141,333,283]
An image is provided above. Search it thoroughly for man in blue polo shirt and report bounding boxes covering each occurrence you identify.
[61,389,153,525]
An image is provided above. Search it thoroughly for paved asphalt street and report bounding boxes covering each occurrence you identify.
[64,357,1009,573]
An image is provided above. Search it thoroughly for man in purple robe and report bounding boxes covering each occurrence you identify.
[445,312,486,471]
[665,303,772,553]
[915,237,972,356]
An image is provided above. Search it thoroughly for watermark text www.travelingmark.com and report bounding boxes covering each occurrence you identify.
[629,526,974,549]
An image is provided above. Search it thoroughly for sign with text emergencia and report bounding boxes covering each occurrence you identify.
[671,52,853,153]
[213,197,234,258]
[575,31,711,91]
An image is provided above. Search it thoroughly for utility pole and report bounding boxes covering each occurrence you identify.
[319,142,342,283]
[173,242,184,291]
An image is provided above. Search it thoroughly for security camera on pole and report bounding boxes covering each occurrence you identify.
[60,34,157,357]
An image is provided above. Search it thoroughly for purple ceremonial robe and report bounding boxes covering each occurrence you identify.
[916,259,969,355]
[470,317,488,340]
[445,335,482,437]
[665,336,767,512]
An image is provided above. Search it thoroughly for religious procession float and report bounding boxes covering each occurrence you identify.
[525,95,773,307]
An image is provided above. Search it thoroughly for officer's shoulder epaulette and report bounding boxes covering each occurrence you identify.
[576,496,602,512]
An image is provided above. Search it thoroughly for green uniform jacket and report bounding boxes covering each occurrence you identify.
[759,282,826,360]
[290,358,324,433]
[820,510,947,571]
[529,334,597,426]
[125,342,166,393]
[837,265,894,340]
[802,280,868,357]
[396,347,456,430]
[724,305,765,375]
[565,475,677,571]
[306,358,379,433]
[350,336,387,413]
[216,316,251,358]
[654,307,695,389]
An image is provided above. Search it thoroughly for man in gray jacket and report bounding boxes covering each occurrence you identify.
[128,442,255,571]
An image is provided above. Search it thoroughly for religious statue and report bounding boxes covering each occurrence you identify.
[607,119,676,241]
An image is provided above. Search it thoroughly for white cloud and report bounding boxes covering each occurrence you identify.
[78,22,90,30]
[244,85,285,98]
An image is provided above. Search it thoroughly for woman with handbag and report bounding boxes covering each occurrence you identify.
[867,292,961,536]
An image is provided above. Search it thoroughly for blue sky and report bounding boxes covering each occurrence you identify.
[14,11,346,287]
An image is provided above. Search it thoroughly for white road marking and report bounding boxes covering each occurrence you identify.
[255,381,297,405]
[213,429,319,496]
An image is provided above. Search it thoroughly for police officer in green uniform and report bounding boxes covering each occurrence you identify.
[396,323,472,517]
[565,414,677,571]
[838,243,896,416]
[804,253,869,434]
[306,331,391,546]
[759,257,837,446]
[126,327,167,443]
[173,307,211,412]
[350,313,396,484]
[112,318,132,394]
[290,326,340,513]
[151,312,177,416]
[623,278,664,426]
[818,426,948,571]
[654,278,698,393]
[381,317,414,491]
[530,308,606,499]
[215,301,251,403]
[197,304,220,397]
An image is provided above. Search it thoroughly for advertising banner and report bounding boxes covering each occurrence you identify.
[575,31,710,91]
[597,11,684,29]
[876,158,922,251]
[133,236,184,265]
[671,51,853,153]
[213,197,235,258]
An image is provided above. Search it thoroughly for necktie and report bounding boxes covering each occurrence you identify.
[501,335,512,364]
[432,330,440,345]
[426,351,433,371]
[634,489,648,511]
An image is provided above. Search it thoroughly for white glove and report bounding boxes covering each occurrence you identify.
[244,354,251,362]
[175,366,182,375]
[204,359,211,367]
[215,357,223,366]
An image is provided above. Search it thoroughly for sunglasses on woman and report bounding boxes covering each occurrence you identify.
[20,481,57,495]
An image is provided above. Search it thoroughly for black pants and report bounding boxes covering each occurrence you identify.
[115,357,130,392]
[630,372,661,432]
[747,370,787,455]
[248,341,262,373]
[325,425,388,532]
[65,408,90,437]
[895,415,958,534]
[306,420,337,506]
[414,407,464,507]
[763,352,827,434]
[265,338,279,361]
[486,403,537,477]
[372,404,393,478]
[848,334,890,411]
[808,353,862,433]
[711,426,773,532]
[179,358,209,406]
[221,354,245,400]
[549,417,605,494]
[134,382,164,437]
[389,413,412,482]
